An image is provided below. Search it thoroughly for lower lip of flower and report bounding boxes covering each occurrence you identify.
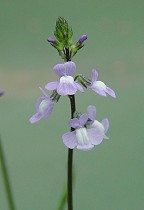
[76,127,89,145]
[92,81,106,90]
[39,100,49,114]
[60,75,74,83]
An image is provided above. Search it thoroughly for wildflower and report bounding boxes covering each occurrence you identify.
[29,87,55,123]
[88,69,116,98]
[0,89,4,96]
[87,105,109,139]
[45,61,84,96]
[62,113,104,151]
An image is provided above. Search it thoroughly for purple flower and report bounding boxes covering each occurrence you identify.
[29,87,54,124]
[62,113,104,151]
[87,105,109,139]
[45,61,84,96]
[0,89,4,96]
[88,69,116,98]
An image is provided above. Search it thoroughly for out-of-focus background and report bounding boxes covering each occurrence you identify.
[0,0,144,209]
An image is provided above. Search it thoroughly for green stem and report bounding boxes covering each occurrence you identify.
[67,95,76,210]
[0,136,16,210]
[57,185,67,210]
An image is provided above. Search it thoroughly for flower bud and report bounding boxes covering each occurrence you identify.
[47,37,56,43]
[78,35,87,44]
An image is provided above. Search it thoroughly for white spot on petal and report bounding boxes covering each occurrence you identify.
[76,128,89,145]
[60,76,74,84]
[39,100,49,114]
[92,81,107,90]
[58,76,77,95]
[91,120,105,132]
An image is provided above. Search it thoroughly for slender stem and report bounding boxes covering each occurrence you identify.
[57,185,67,210]
[67,95,76,210]
[0,136,16,210]
[67,148,73,210]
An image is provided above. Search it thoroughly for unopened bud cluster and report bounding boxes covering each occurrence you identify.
[47,17,87,61]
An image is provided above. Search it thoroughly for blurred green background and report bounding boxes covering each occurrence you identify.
[0,0,144,209]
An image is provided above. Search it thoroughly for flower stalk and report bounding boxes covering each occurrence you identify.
[67,95,76,210]
[29,16,116,210]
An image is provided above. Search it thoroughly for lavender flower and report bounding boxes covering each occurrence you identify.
[0,89,4,96]
[62,113,105,151]
[29,87,55,123]
[87,105,109,139]
[45,61,84,96]
[88,69,116,98]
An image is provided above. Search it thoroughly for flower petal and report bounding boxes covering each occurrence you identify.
[90,120,105,132]
[87,105,96,121]
[53,62,76,77]
[64,61,76,76]
[87,128,104,145]
[75,82,84,92]
[62,131,77,149]
[45,81,59,91]
[57,76,77,95]
[91,69,98,83]
[53,63,65,77]
[106,87,116,98]
[69,118,80,129]
[29,112,42,123]
[101,118,109,133]
[41,100,54,118]
[36,97,45,112]
[77,143,94,151]
[91,86,107,96]
[79,113,88,126]
[91,81,107,95]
